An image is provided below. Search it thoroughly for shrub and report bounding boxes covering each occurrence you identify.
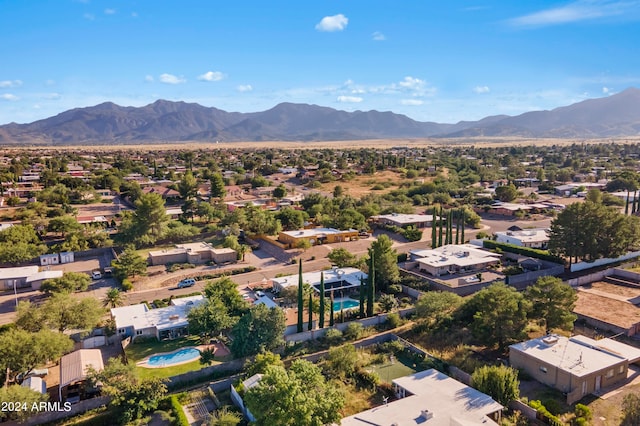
[354,368,380,390]
[397,253,408,263]
[169,395,190,426]
[121,279,133,292]
[386,313,402,328]
[324,328,343,344]
[574,403,592,422]
[344,322,364,341]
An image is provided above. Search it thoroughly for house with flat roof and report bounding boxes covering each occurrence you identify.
[26,270,64,291]
[278,227,359,249]
[509,335,630,404]
[371,213,435,229]
[0,266,40,290]
[272,267,367,296]
[409,244,501,277]
[495,228,550,249]
[341,369,503,426]
[148,242,237,266]
[111,295,205,341]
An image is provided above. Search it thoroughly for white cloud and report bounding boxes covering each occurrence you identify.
[400,99,424,106]
[473,85,490,94]
[315,14,348,32]
[0,80,23,88]
[1,94,19,101]
[507,0,636,27]
[43,93,62,100]
[398,76,426,91]
[337,95,363,103]
[159,73,186,84]
[145,75,154,82]
[104,8,116,15]
[237,84,253,92]
[198,71,225,82]
[83,13,95,20]
[372,31,386,41]
[602,86,616,95]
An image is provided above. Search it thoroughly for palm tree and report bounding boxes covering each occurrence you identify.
[103,288,124,308]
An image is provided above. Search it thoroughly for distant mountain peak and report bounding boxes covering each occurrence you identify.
[1,88,640,144]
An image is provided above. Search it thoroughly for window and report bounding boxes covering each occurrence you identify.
[606,369,614,378]
[118,329,125,334]
[619,365,626,374]
[539,366,547,373]
[136,330,143,335]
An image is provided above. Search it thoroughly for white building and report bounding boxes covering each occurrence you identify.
[271,267,367,296]
[111,295,205,341]
[341,369,503,426]
[495,228,549,249]
[371,213,435,228]
[409,244,501,277]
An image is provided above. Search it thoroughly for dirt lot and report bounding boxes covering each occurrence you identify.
[574,291,640,330]
[318,169,413,198]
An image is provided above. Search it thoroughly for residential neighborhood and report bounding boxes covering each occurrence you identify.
[1,144,640,426]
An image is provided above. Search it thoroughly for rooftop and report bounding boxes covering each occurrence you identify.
[509,335,626,377]
[495,228,549,243]
[410,244,501,269]
[25,270,64,283]
[272,267,367,293]
[111,295,205,332]
[372,213,434,224]
[0,265,40,280]
[341,369,502,426]
[280,227,357,238]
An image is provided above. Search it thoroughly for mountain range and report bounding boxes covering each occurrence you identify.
[2,88,640,144]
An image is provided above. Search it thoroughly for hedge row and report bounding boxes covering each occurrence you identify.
[482,240,564,264]
[169,395,190,426]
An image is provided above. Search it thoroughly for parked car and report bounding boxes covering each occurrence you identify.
[91,271,102,280]
[255,290,265,297]
[177,278,196,288]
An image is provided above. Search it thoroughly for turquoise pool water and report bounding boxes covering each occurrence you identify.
[147,348,201,367]
[332,299,360,312]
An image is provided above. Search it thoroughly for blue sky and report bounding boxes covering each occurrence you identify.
[1,0,640,125]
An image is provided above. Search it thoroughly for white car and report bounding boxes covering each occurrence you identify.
[255,290,265,297]
[91,271,102,280]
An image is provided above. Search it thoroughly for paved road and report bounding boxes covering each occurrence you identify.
[0,212,552,324]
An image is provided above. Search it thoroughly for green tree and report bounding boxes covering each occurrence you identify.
[297,259,304,333]
[415,291,463,326]
[244,360,345,426]
[526,276,577,333]
[119,192,169,247]
[187,298,235,339]
[208,406,242,426]
[204,277,249,317]
[244,351,284,377]
[0,328,73,381]
[40,271,91,294]
[178,170,198,200]
[378,294,398,312]
[495,184,519,202]
[230,304,286,357]
[471,365,520,406]
[0,224,47,264]
[319,272,326,328]
[366,253,375,317]
[103,287,125,308]
[327,247,357,267]
[41,293,104,333]
[273,184,287,199]
[112,245,148,281]
[471,283,531,350]
[369,234,399,292]
[0,385,49,422]
[90,358,167,424]
[210,172,227,199]
[275,207,307,231]
[326,344,358,379]
[47,215,81,238]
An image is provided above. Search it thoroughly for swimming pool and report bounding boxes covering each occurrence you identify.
[147,347,201,367]
[332,298,360,312]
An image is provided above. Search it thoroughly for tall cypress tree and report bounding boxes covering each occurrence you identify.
[633,190,638,214]
[461,210,465,242]
[308,293,313,331]
[431,206,437,248]
[438,206,443,247]
[448,210,453,244]
[329,291,335,327]
[319,272,325,328]
[626,190,630,215]
[455,211,460,245]
[297,259,304,333]
[366,253,375,317]
[359,276,365,318]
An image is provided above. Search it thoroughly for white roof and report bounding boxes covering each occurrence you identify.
[495,228,549,244]
[280,227,356,238]
[410,244,501,269]
[111,295,205,332]
[341,369,502,426]
[176,242,214,252]
[254,295,278,309]
[570,335,640,363]
[242,373,263,390]
[272,267,367,293]
[372,213,434,225]
[510,335,625,377]
[491,202,548,211]
[26,270,64,283]
[0,265,40,280]
[22,376,46,394]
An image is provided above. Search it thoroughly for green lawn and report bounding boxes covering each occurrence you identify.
[368,356,418,383]
[125,336,201,362]
[136,359,217,380]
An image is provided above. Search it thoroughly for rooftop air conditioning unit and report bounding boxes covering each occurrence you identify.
[542,335,559,346]
[169,315,179,321]
[420,409,434,420]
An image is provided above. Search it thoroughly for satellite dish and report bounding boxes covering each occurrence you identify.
[337,269,345,277]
